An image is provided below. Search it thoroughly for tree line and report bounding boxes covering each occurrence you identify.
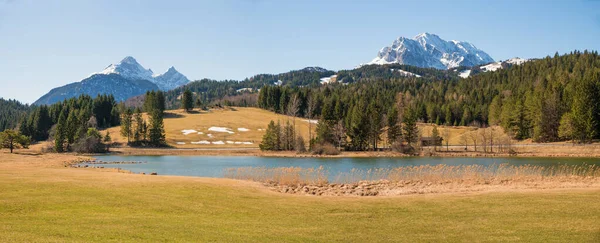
[119,91,167,147]
[256,51,600,148]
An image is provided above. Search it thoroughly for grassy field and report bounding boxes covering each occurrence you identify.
[103,107,509,149]
[1,151,600,242]
[105,107,316,148]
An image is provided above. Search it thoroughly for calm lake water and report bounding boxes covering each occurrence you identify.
[89,155,600,181]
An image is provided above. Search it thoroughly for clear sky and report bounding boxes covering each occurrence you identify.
[1,0,599,103]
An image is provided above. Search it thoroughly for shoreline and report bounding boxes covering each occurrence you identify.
[101,146,600,159]
[3,151,600,198]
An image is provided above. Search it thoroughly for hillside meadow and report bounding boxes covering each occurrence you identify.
[104,107,509,149]
[1,151,600,242]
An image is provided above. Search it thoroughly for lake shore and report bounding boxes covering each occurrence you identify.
[3,150,600,241]
[103,145,600,158]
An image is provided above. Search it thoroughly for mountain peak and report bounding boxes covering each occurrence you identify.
[120,56,138,64]
[367,33,494,69]
[153,66,189,90]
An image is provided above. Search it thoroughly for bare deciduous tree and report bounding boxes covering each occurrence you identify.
[333,120,346,150]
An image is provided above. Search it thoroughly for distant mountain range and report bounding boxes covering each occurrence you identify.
[366,33,495,69]
[34,33,528,105]
[34,57,189,105]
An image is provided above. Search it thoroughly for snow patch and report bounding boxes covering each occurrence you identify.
[303,119,318,124]
[212,141,225,145]
[320,75,338,84]
[208,127,234,134]
[176,142,186,145]
[458,70,471,78]
[191,140,211,145]
[181,129,198,135]
[391,69,421,78]
[237,128,250,132]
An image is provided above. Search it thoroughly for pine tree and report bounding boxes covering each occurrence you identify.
[432,125,440,151]
[403,107,419,147]
[120,108,133,144]
[148,109,166,146]
[387,106,401,146]
[259,120,279,151]
[65,110,79,145]
[366,101,382,150]
[54,111,67,152]
[182,88,194,112]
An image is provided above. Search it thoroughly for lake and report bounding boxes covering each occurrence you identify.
[88,155,600,182]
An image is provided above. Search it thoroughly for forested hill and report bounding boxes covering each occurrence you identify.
[0,98,31,132]
[257,50,600,144]
[137,67,336,109]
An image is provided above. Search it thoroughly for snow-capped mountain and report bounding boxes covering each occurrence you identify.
[92,56,189,90]
[152,66,190,91]
[93,56,155,81]
[366,33,495,69]
[34,56,190,105]
[34,74,159,105]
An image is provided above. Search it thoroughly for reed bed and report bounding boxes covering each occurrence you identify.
[223,166,329,185]
[334,163,600,184]
[224,164,600,186]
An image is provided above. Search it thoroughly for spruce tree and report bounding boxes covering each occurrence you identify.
[54,111,67,152]
[148,109,166,146]
[387,106,401,146]
[182,89,194,112]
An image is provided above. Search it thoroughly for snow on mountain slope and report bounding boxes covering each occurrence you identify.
[391,69,421,77]
[153,66,190,90]
[457,57,530,78]
[366,33,494,69]
[93,56,155,81]
[458,70,472,78]
[91,56,190,90]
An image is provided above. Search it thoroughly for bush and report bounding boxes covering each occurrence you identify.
[73,136,107,153]
[311,143,340,155]
[72,128,108,153]
[295,135,306,153]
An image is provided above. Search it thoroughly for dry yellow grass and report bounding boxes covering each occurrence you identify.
[104,107,315,148]
[2,151,600,241]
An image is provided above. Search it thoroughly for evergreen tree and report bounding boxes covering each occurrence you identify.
[431,125,440,151]
[182,88,194,112]
[54,111,67,152]
[403,107,419,147]
[259,121,280,151]
[120,108,133,144]
[387,106,401,146]
[148,109,166,146]
[0,129,30,153]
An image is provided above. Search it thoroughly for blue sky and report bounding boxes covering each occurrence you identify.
[1,0,599,103]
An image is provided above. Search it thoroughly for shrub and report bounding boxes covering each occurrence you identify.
[311,143,340,155]
[295,135,306,153]
[72,128,108,153]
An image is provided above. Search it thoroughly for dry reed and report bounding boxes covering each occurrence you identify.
[224,164,600,185]
[223,166,329,185]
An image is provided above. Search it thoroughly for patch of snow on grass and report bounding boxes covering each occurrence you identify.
[181,129,198,135]
[176,142,186,145]
[242,142,253,145]
[191,140,211,145]
[237,128,250,132]
[207,134,213,138]
[458,70,471,78]
[302,119,318,124]
[480,62,502,72]
[320,75,338,85]
[197,132,204,135]
[212,141,225,145]
[208,127,234,134]
[226,141,234,144]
